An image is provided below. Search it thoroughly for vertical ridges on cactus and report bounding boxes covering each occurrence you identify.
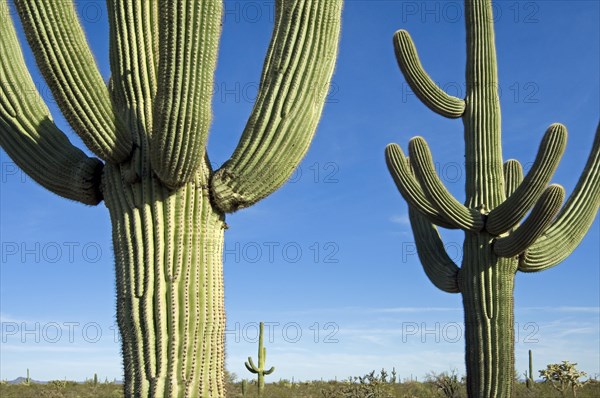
[385,0,599,396]
[393,30,465,118]
[493,184,565,257]
[1,0,343,396]
[0,2,103,204]
[385,144,457,229]
[14,0,131,163]
[408,207,460,293]
[104,159,226,397]
[487,124,567,235]
[408,136,485,232]
[526,349,534,389]
[520,123,600,272]
[151,1,222,187]
[245,322,275,397]
[210,0,343,213]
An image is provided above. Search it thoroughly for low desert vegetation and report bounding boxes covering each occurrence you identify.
[1,365,598,398]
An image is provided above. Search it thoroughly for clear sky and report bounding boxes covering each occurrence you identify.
[1,0,598,383]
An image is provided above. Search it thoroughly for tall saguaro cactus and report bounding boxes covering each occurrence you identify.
[385,0,599,396]
[0,1,343,397]
[244,322,275,397]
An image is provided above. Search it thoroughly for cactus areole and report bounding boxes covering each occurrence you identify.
[0,1,343,397]
[385,0,599,397]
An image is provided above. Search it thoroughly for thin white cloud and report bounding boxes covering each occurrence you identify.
[390,215,410,225]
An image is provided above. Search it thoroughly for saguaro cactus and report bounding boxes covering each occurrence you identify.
[0,1,342,397]
[385,0,599,396]
[244,322,275,397]
[526,350,534,389]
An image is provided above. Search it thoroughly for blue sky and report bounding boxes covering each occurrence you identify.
[1,0,598,383]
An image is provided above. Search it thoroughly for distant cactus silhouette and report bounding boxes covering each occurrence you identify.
[245,322,275,397]
[385,0,599,396]
[0,1,343,396]
[526,350,534,389]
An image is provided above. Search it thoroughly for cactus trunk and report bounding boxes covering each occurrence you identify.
[460,241,516,397]
[103,162,226,398]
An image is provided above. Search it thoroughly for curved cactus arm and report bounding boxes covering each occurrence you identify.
[264,366,275,375]
[13,0,131,163]
[245,358,259,374]
[408,136,484,232]
[393,30,465,119]
[503,159,524,234]
[494,184,565,258]
[409,207,460,293]
[107,1,158,136]
[385,144,458,229]
[0,3,103,205]
[504,159,524,198]
[150,1,222,187]
[210,0,343,213]
[487,124,567,235]
[519,123,600,272]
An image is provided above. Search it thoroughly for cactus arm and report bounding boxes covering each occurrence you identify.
[487,124,567,235]
[494,184,565,258]
[106,1,158,135]
[385,144,458,229]
[264,366,275,375]
[150,1,222,187]
[408,136,485,232]
[409,207,460,293]
[13,0,131,163]
[393,30,465,119]
[245,358,258,374]
[0,5,103,205]
[210,0,343,213]
[503,159,524,198]
[519,124,600,272]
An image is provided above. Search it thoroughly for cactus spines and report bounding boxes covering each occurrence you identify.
[245,322,275,397]
[1,1,343,397]
[385,0,599,397]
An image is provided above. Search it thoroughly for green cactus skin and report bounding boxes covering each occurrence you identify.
[244,322,275,397]
[385,0,600,397]
[0,1,342,397]
[526,350,534,389]
[241,379,248,397]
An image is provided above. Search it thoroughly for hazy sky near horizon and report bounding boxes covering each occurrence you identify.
[1,0,599,382]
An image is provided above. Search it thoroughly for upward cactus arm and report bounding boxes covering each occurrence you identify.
[151,0,222,187]
[393,30,465,119]
[408,207,460,293]
[487,124,567,235]
[13,0,131,163]
[503,159,524,198]
[385,143,457,229]
[245,357,259,374]
[408,136,485,232]
[210,0,343,213]
[107,1,158,135]
[519,124,600,272]
[494,184,565,258]
[0,4,103,205]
